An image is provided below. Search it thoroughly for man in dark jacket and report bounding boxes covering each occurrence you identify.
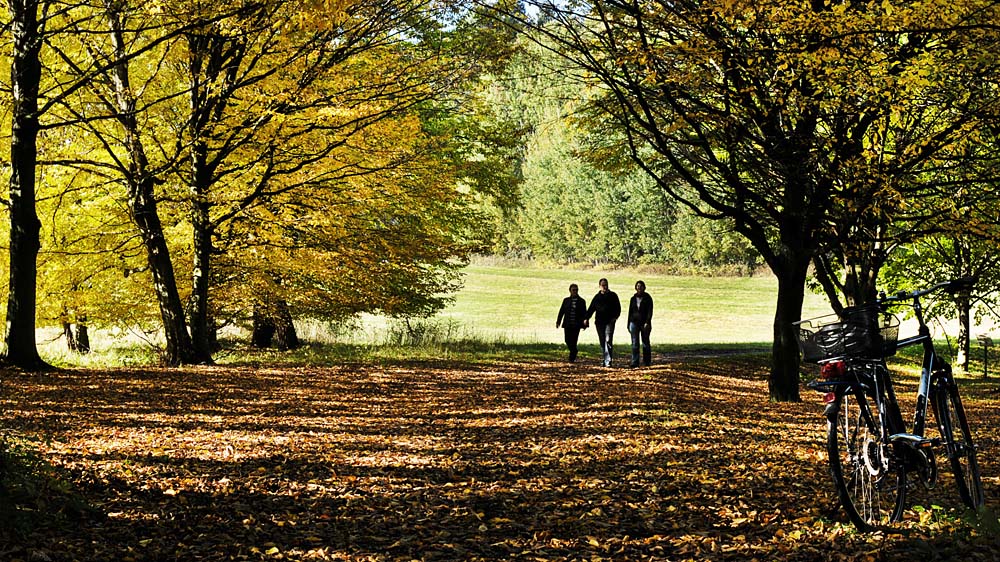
[628,280,654,367]
[586,278,621,367]
[556,283,588,362]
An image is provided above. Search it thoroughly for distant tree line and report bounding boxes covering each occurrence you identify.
[475,39,761,273]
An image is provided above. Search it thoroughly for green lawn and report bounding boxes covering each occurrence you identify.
[432,263,831,345]
[34,264,836,366]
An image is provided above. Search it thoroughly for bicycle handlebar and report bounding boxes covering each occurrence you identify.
[879,276,976,305]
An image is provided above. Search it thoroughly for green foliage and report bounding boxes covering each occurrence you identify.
[513,123,675,264]
[664,213,761,274]
[481,33,758,270]
[882,237,1000,325]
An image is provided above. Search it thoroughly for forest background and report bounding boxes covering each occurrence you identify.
[0,0,995,405]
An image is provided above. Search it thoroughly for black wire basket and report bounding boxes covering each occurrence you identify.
[795,305,899,364]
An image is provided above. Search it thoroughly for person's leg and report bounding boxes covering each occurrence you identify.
[605,323,616,366]
[641,324,652,366]
[596,323,609,366]
[566,328,579,362]
[629,322,640,367]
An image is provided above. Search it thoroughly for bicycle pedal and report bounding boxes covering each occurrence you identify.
[890,433,934,449]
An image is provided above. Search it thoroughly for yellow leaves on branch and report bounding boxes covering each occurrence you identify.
[289,0,364,31]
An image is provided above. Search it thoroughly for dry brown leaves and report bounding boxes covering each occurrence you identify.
[1,353,999,561]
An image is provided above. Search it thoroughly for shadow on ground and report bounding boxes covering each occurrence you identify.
[1,353,998,560]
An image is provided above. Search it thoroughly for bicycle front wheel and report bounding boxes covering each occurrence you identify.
[827,390,906,530]
[934,383,984,509]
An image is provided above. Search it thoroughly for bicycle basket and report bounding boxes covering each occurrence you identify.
[795,305,899,363]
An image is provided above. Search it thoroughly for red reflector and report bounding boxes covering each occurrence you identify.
[824,392,836,404]
[820,360,846,380]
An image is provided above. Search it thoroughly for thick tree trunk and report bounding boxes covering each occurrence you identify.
[76,315,90,354]
[251,302,275,348]
[189,140,214,361]
[251,297,299,350]
[272,299,300,351]
[4,0,49,370]
[62,321,77,352]
[61,317,91,354]
[769,262,809,402]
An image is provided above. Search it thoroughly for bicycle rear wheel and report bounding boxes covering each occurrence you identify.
[934,383,984,509]
[827,390,906,530]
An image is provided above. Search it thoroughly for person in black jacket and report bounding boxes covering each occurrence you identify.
[628,280,654,367]
[556,283,588,362]
[586,278,621,367]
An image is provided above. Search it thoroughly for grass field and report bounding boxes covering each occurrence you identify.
[36,261,991,368]
[28,264,858,366]
[429,263,831,346]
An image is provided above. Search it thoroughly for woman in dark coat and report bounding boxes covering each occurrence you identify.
[627,280,654,367]
[556,283,588,362]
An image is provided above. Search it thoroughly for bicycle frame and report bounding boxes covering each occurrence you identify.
[883,280,960,443]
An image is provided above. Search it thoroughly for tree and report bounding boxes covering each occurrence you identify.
[211,110,479,347]
[173,0,457,357]
[507,0,1000,400]
[815,81,1000,361]
[42,0,242,364]
[3,0,222,366]
[3,0,49,369]
[882,235,1000,371]
[33,0,479,361]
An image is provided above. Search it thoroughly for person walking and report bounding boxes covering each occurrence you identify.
[586,278,621,367]
[556,283,588,362]
[628,280,654,367]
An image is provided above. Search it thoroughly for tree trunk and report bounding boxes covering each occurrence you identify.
[185,28,243,363]
[252,302,275,348]
[189,139,214,361]
[272,299,300,351]
[251,297,299,350]
[105,5,205,366]
[769,262,809,402]
[131,178,200,365]
[957,295,971,371]
[75,315,90,354]
[4,0,49,370]
[62,318,91,354]
[63,321,78,352]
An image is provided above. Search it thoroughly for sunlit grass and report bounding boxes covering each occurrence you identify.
[437,262,832,345]
[33,262,1000,370]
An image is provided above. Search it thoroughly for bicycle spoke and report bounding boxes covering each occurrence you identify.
[828,390,905,530]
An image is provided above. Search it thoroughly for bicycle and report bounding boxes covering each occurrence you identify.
[795,277,984,531]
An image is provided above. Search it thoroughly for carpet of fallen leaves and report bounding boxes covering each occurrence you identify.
[2,353,1000,561]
